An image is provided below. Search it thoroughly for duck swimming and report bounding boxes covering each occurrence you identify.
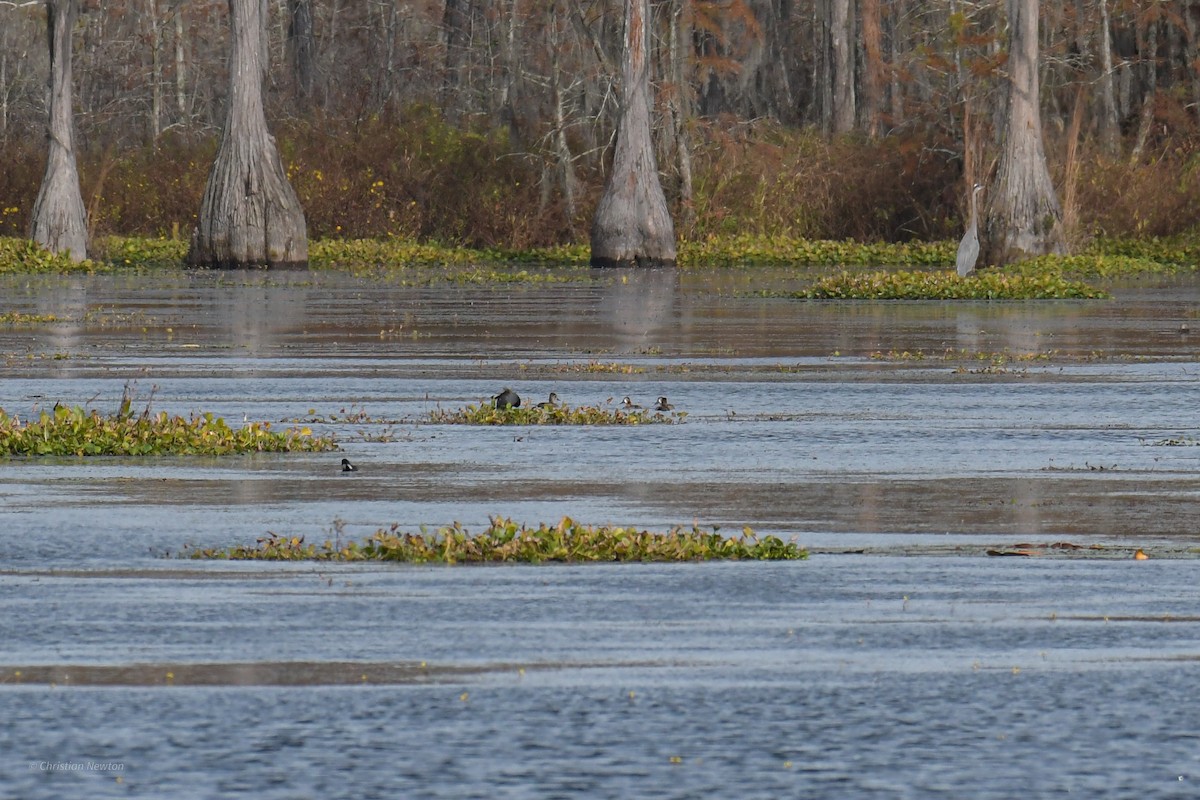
[536,392,560,409]
[341,458,358,472]
[654,396,673,411]
[621,396,642,410]
[493,388,521,409]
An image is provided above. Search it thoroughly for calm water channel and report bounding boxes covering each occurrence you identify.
[1,267,1199,798]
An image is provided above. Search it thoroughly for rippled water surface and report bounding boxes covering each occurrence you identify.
[1,268,1199,798]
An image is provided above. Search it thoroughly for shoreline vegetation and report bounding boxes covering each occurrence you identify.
[0,233,1188,299]
[187,516,807,563]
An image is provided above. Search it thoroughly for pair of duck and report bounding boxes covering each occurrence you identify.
[494,387,673,413]
[621,395,673,412]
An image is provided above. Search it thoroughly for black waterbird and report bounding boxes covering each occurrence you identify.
[493,388,521,409]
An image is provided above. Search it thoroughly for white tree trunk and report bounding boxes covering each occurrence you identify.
[30,0,88,262]
[188,0,307,268]
[981,0,1066,266]
[589,0,676,267]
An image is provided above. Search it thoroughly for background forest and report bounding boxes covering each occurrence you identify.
[2,0,1199,249]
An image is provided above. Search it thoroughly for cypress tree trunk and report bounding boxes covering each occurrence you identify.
[29,0,88,262]
[981,0,1066,266]
[188,0,307,269]
[589,0,676,268]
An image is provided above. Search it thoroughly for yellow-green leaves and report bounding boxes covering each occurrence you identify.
[0,404,336,456]
[0,238,99,274]
[190,515,806,563]
[427,402,685,425]
[790,270,1110,300]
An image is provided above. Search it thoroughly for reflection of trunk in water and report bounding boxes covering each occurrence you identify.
[223,276,311,356]
[596,268,679,352]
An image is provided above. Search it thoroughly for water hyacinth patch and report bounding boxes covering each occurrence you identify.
[0,402,336,456]
[189,516,806,563]
[0,311,58,325]
[789,270,1110,300]
[91,236,188,268]
[677,234,955,268]
[0,237,99,274]
[427,401,684,425]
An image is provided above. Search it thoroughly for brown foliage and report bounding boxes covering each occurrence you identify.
[683,120,962,241]
[1072,148,1200,239]
[4,113,1200,247]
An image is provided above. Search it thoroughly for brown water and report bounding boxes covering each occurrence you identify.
[1,268,1199,798]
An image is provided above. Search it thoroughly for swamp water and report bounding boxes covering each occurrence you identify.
[0,268,1198,798]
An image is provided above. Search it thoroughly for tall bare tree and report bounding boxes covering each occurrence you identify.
[860,0,885,136]
[287,0,314,107]
[29,0,87,260]
[590,0,676,267]
[981,0,1066,266]
[830,0,855,133]
[188,0,307,268]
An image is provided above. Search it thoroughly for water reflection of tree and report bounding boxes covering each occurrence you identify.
[596,268,680,352]
[220,275,311,357]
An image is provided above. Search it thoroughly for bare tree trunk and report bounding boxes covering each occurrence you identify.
[667,0,694,231]
[814,0,832,130]
[1,23,9,144]
[288,0,315,107]
[1097,0,1120,155]
[888,0,905,126]
[188,0,307,269]
[29,0,88,261]
[174,2,188,117]
[1130,5,1158,162]
[981,0,1066,266]
[1183,1,1200,129]
[442,0,474,116]
[148,0,162,141]
[549,9,580,228]
[830,0,855,133]
[860,0,884,136]
[589,0,676,267]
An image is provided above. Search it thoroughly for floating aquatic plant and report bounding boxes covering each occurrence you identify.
[427,401,683,425]
[677,234,954,268]
[91,235,188,268]
[7,233,1199,276]
[189,515,806,563]
[550,361,647,374]
[0,237,99,274]
[0,311,58,325]
[0,391,336,457]
[788,270,1110,300]
[870,348,1057,364]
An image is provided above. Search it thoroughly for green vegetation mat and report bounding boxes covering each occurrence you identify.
[785,270,1110,300]
[189,516,806,563]
[0,401,336,456]
[428,402,684,425]
[2,233,1193,299]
